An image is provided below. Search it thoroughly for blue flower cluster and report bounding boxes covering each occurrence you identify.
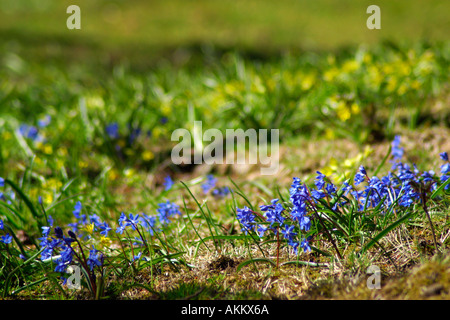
[156,201,181,225]
[17,116,51,144]
[236,136,450,256]
[236,178,313,254]
[201,174,230,198]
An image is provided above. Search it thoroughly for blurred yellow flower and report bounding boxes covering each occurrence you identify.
[2,131,12,140]
[124,168,135,178]
[351,103,360,115]
[81,223,95,235]
[142,150,154,161]
[342,60,360,73]
[324,67,339,82]
[100,236,111,246]
[336,101,351,122]
[108,168,119,181]
[301,73,316,91]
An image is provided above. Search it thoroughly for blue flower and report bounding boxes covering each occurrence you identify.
[257,224,268,237]
[133,252,142,261]
[440,152,449,162]
[299,215,311,231]
[19,124,40,141]
[128,213,140,230]
[156,201,181,225]
[87,246,103,270]
[38,115,51,128]
[128,126,141,144]
[300,238,311,253]
[354,166,367,185]
[0,177,4,187]
[163,176,174,191]
[1,233,12,244]
[314,171,326,190]
[73,201,82,219]
[212,186,230,198]
[441,163,450,175]
[139,214,157,235]
[201,175,217,194]
[236,206,256,234]
[55,245,74,273]
[311,189,326,199]
[281,225,297,242]
[441,175,450,190]
[260,199,285,227]
[325,183,337,195]
[105,122,119,139]
[99,222,112,236]
[391,135,404,161]
[0,219,3,230]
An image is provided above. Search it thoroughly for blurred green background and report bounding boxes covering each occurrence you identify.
[1,0,449,65]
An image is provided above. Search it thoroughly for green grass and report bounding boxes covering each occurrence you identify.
[1,0,449,54]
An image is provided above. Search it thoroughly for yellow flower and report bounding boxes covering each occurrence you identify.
[251,76,266,94]
[398,62,411,76]
[86,95,105,109]
[336,101,351,122]
[342,60,360,73]
[350,102,359,114]
[81,223,95,235]
[324,67,339,82]
[142,150,154,161]
[2,131,12,141]
[161,102,171,116]
[100,236,111,246]
[325,128,335,140]
[108,168,119,181]
[411,80,420,90]
[397,83,408,96]
[78,160,88,169]
[301,73,316,91]
[152,127,162,139]
[44,178,62,190]
[43,193,53,205]
[363,53,372,64]
[43,144,53,155]
[387,77,398,92]
[124,168,135,178]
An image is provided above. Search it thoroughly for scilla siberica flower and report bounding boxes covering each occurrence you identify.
[87,245,103,270]
[236,206,256,234]
[105,122,119,139]
[260,199,285,228]
[201,174,217,194]
[354,165,367,185]
[1,233,12,244]
[156,201,181,225]
[163,176,174,191]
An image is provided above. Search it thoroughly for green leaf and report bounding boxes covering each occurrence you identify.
[4,179,43,225]
[236,258,276,272]
[280,261,329,267]
[373,145,392,177]
[430,178,450,200]
[359,210,413,255]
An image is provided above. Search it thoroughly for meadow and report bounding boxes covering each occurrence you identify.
[0,0,450,301]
